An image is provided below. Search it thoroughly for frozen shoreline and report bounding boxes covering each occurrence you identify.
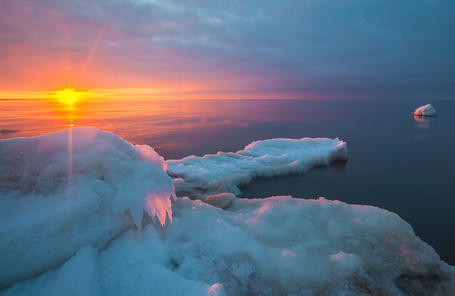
[1,127,454,295]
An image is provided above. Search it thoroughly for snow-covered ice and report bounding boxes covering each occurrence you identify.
[1,128,454,295]
[167,137,347,200]
[0,128,174,289]
[165,196,455,295]
[414,103,437,116]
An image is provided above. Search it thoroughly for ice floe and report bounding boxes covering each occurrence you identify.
[167,137,348,200]
[414,103,437,116]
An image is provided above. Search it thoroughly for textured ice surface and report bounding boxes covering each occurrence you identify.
[0,128,174,289]
[414,103,437,116]
[1,129,454,295]
[1,246,102,296]
[5,196,454,295]
[165,196,455,295]
[167,137,347,200]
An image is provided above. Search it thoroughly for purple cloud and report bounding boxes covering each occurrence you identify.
[1,0,454,99]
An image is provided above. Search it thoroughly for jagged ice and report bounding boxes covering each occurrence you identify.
[1,127,454,295]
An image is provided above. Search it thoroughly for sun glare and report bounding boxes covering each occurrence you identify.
[52,88,84,106]
[47,87,91,126]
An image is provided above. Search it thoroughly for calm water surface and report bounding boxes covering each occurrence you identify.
[1,98,454,264]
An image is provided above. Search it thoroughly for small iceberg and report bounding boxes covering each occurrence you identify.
[413,103,437,116]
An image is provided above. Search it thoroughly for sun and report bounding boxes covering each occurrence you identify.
[51,88,83,106]
[46,87,91,126]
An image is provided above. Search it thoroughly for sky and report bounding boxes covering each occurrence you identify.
[0,0,454,100]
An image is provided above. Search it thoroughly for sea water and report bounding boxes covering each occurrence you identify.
[1,97,454,265]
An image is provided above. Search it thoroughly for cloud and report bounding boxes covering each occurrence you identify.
[1,0,454,99]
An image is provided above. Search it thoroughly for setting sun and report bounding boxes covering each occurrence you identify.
[46,87,91,126]
[51,88,84,106]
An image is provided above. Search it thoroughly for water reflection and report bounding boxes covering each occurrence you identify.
[330,159,347,173]
[0,99,268,148]
[413,114,435,139]
[0,99,362,157]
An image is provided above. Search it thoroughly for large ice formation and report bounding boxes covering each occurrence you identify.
[167,137,347,200]
[414,103,437,116]
[1,128,454,295]
[164,196,455,295]
[0,127,174,289]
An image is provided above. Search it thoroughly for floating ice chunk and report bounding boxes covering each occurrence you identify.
[167,138,347,200]
[413,103,437,116]
[0,127,174,289]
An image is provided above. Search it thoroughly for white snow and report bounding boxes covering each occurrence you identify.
[165,196,455,295]
[167,137,347,200]
[0,127,174,289]
[414,103,437,116]
[1,128,454,295]
[1,246,102,296]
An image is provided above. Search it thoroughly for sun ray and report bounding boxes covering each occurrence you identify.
[74,5,114,89]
